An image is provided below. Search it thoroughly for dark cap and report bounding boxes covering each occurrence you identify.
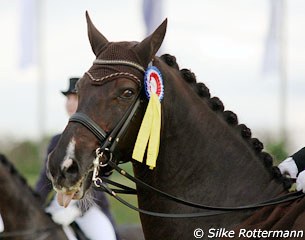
[61,77,79,96]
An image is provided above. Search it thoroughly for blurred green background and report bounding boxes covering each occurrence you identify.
[0,136,288,225]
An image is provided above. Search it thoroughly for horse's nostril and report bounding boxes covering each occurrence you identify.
[67,161,78,174]
[61,158,79,178]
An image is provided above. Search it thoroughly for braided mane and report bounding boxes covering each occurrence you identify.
[160,54,292,190]
[0,154,43,202]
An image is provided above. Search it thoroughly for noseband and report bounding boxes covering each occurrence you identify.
[70,93,141,186]
[70,93,142,153]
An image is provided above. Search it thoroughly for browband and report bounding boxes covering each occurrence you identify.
[85,71,141,85]
[93,59,145,73]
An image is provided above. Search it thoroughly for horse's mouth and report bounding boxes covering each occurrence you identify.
[55,171,93,208]
[56,190,81,208]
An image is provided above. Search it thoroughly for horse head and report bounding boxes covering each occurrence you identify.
[47,12,167,207]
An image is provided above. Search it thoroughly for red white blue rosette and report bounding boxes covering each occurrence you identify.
[144,66,164,101]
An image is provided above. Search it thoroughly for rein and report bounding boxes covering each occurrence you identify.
[93,157,305,218]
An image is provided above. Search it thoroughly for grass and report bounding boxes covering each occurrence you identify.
[106,162,141,225]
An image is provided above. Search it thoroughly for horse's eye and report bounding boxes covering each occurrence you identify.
[120,89,134,99]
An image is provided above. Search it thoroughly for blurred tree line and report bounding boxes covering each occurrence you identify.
[0,136,51,185]
[266,141,288,165]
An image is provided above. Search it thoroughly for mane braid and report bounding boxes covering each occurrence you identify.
[0,154,43,202]
[160,54,292,190]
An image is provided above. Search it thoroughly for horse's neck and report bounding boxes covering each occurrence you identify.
[134,63,285,207]
[0,158,67,239]
[0,187,44,230]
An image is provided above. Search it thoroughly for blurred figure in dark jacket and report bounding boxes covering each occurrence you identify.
[35,77,118,240]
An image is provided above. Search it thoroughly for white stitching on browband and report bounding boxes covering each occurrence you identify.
[93,59,145,73]
[86,71,141,84]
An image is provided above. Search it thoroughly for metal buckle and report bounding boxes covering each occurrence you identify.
[99,148,113,167]
[92,147,113,187]
[92,149,102,187]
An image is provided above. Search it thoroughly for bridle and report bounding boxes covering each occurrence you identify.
[69,59,305,218]
[70,93,142,157]
[69,59,145,182]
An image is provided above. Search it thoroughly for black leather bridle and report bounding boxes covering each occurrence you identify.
[68,61,305,218]
[70,92,142,158]
[70,59,145,160]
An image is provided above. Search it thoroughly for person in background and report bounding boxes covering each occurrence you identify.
[278,147,305,192]
[35,77,118,240]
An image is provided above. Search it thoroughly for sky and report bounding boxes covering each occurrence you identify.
[0,0,305,152]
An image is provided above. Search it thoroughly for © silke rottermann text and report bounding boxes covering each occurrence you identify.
[193,228,304,239]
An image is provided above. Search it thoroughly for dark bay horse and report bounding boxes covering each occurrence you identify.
[0,154,68,240]
[47,12,305,239]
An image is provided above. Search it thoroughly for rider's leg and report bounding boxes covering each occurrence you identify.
[62,226,78,240]
[0,214,4,232]
[75,205,116,240]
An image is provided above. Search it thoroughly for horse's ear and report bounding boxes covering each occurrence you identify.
[86,11,109,56]
[135,19,167,64]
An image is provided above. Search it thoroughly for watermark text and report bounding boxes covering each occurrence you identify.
[193,228,304,239]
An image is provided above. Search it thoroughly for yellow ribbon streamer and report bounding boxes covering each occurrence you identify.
[132,93,161,169]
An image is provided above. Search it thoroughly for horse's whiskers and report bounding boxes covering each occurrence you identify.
[78,189,96,212]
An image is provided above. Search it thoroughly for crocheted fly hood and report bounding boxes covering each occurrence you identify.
[85,11,167,85]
